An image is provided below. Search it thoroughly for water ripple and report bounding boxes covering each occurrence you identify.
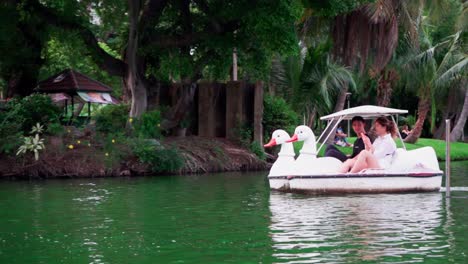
[269,193,448,263]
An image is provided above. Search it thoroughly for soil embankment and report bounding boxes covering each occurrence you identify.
[0,136,268,179]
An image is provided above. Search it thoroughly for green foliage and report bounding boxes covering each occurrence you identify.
[250,141,266,161]
[102,132,129,169]
[30,123,44,135]
[131,139,184,173]
[234,123,253,148]
[0,117,22,155]
[133,110,162,139]
[4,94,61,134]
[302,0,374,17]
[94,104,129,134]
[401,115,416,127]
[263,95,300,140]
[270,42,356,120]
[16,134,45,161]
[46,122,65,136]
[39,36,122,97]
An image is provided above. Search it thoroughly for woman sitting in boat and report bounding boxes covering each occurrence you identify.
[339,116,397,173]
[401,124,412,139]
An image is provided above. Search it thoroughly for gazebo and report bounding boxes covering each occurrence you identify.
[36,69,119,118]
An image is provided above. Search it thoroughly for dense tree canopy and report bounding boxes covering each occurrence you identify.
[0,0,466,141]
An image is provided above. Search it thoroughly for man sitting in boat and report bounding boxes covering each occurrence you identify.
[325,116,370,162]
[339,117,397,173]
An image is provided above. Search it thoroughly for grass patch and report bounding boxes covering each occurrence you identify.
[292,137,468,161]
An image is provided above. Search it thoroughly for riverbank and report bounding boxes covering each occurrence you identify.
[294,137,468,161]
[0,136,268,179]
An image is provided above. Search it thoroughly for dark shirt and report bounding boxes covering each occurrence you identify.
[350,134,373,159]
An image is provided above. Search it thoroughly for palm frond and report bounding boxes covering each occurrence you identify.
[434,56,468,88]
[364,0,395,24]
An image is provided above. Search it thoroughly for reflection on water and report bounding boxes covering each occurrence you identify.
[269,192,450,263]
[0,164,467,264]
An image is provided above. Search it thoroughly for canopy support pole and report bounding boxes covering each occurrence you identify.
[71,96,74,119]
[88,102,91,119]
[317,120,333,143]
[317,116,345,155]
[391,115,406,150]
[64,99,68,117]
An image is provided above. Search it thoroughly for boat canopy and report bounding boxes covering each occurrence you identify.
[320,105,408,121]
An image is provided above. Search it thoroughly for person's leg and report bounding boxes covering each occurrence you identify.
[350,150,380,173]
[338,158,356,173]
[325,145,348,162]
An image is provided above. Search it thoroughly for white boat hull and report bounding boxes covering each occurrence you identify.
[269,171,442,194]
[290,173,442,194]
[269,178,290,191]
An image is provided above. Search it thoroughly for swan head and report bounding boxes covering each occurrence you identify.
[287,125,315,143]
[264,129,291,147]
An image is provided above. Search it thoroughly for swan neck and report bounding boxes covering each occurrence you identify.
[278,142,295,157]
[300,136,317,154]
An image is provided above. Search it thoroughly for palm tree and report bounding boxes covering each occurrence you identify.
[269,44,356,129]
[401,31,467,143]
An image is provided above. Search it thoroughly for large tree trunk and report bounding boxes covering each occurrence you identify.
[5,16,44,97]
[126,0,148,118]
[433,87,458,139]
[6,68,40,97]
[404,96,431,143]
[450,87,468,142]
[376,68,398,107]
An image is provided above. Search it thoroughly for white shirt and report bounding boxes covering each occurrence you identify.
[372,133,396,168]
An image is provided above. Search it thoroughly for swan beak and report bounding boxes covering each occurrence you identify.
[264,138,277,148]
[286,134,298,143]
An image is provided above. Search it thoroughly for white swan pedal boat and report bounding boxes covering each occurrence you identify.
[264,105,443,194]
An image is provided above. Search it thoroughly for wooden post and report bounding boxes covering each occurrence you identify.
[88,102,91,118]
[225,81,244,140]
[71,96,74,119]
[198,82,217,137]
[445,119,451,198]
[232,48,238,81]
[253,81,264,144]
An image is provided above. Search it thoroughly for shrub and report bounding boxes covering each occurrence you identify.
[250,141,266,160]
[131,139,184,173]
[263,95,300,140]
[46,122,65,136]
[133,109,162,138]
[94,104,129,134]
[16,123,46,161]
[0,116,22,155]
[4,94,61,134]
[16,134,45,161]
[102,132,129,169]
[233,122,253,148]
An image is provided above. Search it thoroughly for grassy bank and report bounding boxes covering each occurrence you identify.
[293,137,468,161]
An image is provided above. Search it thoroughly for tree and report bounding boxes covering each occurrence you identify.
[270,43,356,128]
[0,0,48,97]
[17,0,301,130]
[401,31,467,143]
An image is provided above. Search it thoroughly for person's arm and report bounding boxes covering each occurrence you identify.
[361,133,373,152]
[336,131,347,137]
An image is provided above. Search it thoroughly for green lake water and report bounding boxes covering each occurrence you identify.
[0,161,467,263]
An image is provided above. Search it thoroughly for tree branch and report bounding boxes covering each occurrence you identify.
[27,0,126,77]
[148,20,239,48]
